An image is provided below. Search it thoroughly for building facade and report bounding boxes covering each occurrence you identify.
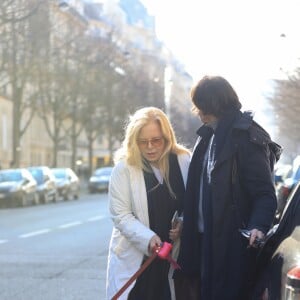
[0,0,193,171]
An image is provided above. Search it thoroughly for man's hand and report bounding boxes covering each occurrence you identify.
[249,229,264,247]
[169,220,183,242]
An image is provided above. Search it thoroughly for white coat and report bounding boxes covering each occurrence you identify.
[106,153,190,300]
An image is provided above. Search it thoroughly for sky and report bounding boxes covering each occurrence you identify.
[90,0,300,135]
[140,0,300,134]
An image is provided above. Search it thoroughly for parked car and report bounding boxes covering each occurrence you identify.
[28,166,57,204]
[0,168,38,207]
[51,168,80,200]
[276,157,300,218]
[88,167,113,193]
[254,181,300,299]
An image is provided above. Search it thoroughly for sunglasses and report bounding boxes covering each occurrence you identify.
[137,137,164,148]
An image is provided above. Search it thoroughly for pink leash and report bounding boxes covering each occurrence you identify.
[111,242,180,300]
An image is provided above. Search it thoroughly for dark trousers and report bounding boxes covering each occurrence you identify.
[174,233,202,300]
[174,276,201,300]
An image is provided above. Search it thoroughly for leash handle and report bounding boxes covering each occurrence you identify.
[111,248,159,300]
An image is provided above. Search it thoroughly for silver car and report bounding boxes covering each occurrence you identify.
[28,166,58,203]
[0,168,38,207]
[51,168,80,200]
[88,167,113,193]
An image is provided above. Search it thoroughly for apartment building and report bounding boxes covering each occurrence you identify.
[0,0,193,171]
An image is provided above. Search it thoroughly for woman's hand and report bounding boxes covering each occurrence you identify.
[149,235,162,253]
[169,220,183,242]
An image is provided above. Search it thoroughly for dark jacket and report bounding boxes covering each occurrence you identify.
[178,110,281,300]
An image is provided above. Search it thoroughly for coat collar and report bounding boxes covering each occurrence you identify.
[194,110,255,170]
[196,110,254,139]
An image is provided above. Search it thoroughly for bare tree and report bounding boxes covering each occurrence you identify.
[0,0,47,166]
[269,68,300,160]
[35,2,89,167]
[0,0,43,26]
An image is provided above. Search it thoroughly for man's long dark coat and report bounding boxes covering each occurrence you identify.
[177,110,281,300]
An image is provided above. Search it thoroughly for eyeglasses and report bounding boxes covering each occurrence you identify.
[137,137,164,148]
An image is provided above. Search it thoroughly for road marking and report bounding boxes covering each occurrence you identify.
[58,221,82,229]
[0,216,106,244]
[87,215,105,222]
[19,229,51,238]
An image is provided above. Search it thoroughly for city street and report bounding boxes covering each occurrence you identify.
[0,192,112,300]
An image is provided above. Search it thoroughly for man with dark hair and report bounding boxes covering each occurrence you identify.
[175,75,282,300]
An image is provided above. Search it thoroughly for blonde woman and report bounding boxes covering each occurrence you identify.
[106,107,191,300]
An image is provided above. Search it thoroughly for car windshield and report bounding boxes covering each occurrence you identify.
[0,170,22,182]
[94,168,112,176]
[29,169,43,184]
[52,169,66,179]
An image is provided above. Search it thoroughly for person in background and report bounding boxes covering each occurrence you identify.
[106,106,191,300]
[175,75,281,300]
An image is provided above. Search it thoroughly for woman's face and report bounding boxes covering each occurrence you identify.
[137,121,166,166]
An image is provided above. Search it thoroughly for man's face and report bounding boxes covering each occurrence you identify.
[197,108,218,124]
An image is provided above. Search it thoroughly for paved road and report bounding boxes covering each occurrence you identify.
[0,192,112,300]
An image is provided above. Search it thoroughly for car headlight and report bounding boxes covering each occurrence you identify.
[89,177,98,182]
[285,266,300,299]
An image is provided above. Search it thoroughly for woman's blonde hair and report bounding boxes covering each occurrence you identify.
[114,107,190,195]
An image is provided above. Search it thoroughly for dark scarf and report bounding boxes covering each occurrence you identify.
[213,109,240,160]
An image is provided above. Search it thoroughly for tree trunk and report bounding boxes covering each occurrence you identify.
[12,86,22,167]
[52,135,59,167]
[71,117,77,171]
[88,135,94,178]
